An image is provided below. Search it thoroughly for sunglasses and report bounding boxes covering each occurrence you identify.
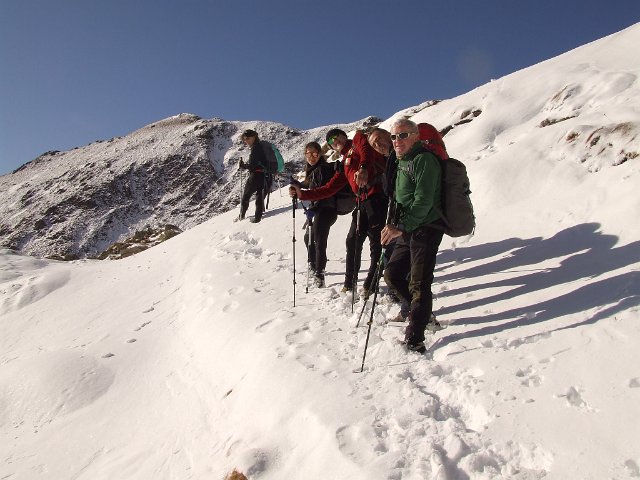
[327,135,339,146]
[390,132,415,141]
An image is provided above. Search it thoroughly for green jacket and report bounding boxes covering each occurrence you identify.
[395,142,442,232]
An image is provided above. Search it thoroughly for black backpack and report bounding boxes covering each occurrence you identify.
[333,160,356,215]
[436,157,475,237]
[398,151,475,237]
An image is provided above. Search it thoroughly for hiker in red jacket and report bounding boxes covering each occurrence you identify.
[289,128,387,296]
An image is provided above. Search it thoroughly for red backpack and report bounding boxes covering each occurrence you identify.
[418,123,449,160]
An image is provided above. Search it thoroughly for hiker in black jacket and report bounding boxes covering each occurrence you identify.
[367,127,410,320]
[302,142,339,287]
[238,129,268,223]
[367,127,397,204]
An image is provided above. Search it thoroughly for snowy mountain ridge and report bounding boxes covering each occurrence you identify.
[0,114,380,259]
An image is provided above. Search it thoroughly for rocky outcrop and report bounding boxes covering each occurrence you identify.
[0,114,381,259]
[97,224,183,260]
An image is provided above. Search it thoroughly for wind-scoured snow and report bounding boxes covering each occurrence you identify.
[1,23,640,480]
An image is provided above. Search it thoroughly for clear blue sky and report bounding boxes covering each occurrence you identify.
[1,0,638,175]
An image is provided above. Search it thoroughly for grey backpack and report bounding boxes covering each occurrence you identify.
[399,151,475,237]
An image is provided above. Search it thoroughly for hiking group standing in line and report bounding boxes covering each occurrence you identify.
[236,119,473,353]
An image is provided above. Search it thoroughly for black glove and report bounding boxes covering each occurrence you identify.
[289,176,304,188]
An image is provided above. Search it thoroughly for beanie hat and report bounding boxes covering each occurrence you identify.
[325,128,347,142]
[241,129,259,139]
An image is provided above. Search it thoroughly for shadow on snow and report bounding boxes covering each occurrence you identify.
[433,223,640,349]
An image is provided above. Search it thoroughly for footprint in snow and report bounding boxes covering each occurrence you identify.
[295,353,332,372]
[255,311,294,333]
[336,424,385,465]
[624,459,640,477]
[222,302,239,313]
[515,366,543,387]
[225,286,245,296]
[507,331,551,349]
[255,317,281,333]
[559,386,598,412]
[285,326,313,345]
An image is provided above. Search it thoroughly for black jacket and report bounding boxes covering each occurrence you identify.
[383,150,398,198]
[306,158,339,211]
[242,142,268,173]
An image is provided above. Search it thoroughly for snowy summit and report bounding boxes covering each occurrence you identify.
[1,23,640,480]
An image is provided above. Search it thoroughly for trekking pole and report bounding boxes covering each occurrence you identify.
[356,251,385,328]
[351,188,364,313]
[237,157,243,214]
[305,220,311,294]
[359,197,399,369]
[359,250,385,372]
[264,174,270,212]
[292,197,298,306]
[299,201,312,293]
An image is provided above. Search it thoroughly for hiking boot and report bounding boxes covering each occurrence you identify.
[249,216,261,223]
[341,286,352,293]
[402,340,426,354]
[234,214,245,223]
[314,273,325,288]
[389,311,408,323]
[388,290,401,304]
[360,288,371,301]
[425,315,444,333]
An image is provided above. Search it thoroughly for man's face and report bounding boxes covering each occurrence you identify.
[327,134,347,153]
[368,131,392,156]
[243,136,255,147]
[391,127,418,157]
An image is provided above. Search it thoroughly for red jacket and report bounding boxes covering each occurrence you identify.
[299,131,385,202]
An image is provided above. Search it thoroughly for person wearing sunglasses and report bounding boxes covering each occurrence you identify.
[381,119,445,353]
[289,128,387,297]
[366,127,409,317]
[300,142,339,287]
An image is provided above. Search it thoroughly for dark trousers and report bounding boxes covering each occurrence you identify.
[304,207,338,273]
[384,226,444,343]
[240,171,266,220]
[345,193,387,290]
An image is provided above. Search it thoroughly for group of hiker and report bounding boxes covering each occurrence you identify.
[236,119,462,353]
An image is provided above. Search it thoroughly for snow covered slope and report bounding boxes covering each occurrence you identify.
[1,22,639,480]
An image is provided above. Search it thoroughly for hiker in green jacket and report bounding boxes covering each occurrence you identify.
[381,118,445,353]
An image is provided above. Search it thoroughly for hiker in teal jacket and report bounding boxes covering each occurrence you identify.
[381,119,445,353]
